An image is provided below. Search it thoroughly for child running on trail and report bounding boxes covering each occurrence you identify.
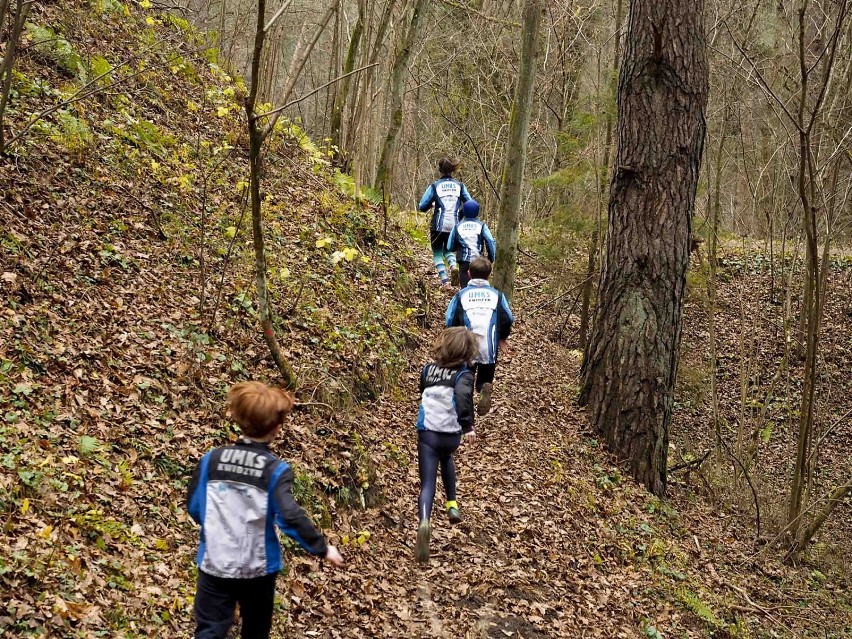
[415,327,479,563]
[447,199,496,289]
[418,157,473,291]
[445,257,514,416]
[187,381,344,639]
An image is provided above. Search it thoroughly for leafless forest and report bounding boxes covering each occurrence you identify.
[2,0,851,635]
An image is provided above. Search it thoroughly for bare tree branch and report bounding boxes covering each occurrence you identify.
[263,0,294,33]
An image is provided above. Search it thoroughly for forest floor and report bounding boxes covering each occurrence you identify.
[262,256,852,639]
[2,1,851,637]
[672,247,852,579]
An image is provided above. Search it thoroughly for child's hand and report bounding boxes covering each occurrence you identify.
[499,340,511,357]
[463,431,477,445]
[324,546,344,567]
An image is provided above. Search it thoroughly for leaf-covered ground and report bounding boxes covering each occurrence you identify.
[671,248,852,577]
[0,1,424,635]
[303,267,850,639]
[2,2,851,638]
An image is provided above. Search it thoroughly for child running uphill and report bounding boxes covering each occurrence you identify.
[447,199,496,288]
[445,257,514,416]
[418,157,473,290]
[415,327,479,563]
[187,381,343,639]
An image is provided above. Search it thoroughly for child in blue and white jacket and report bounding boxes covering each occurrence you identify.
[418,157,473,290]
[186,381,343,639]
[414,327,479,563]
[447,199,496,288]
[445,257,514,417]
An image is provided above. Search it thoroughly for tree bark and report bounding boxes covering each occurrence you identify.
[492,0,544,302]
[245,0,297,387]
[578,0,709,498]
[374,0,428,193]
[0,0,32,154]
[329,0,365,151]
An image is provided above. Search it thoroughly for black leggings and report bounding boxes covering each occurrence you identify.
[417,430,461,521]
[194,570,277,639]
[458,261,471,288]
[472,363,496,392]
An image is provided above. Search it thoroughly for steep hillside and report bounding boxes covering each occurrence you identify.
[673,248,852,576]
[0,1,428,636]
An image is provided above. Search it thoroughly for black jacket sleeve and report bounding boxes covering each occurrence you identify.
[454,369,475,433]
[272,467,329,557]
[186,462,202,523]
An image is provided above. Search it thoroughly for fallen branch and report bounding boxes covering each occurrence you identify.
[726,582,794,636]
[669,449,711,473]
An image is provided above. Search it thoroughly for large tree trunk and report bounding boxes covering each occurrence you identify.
[492,0,544,302]
[578,0,709,498]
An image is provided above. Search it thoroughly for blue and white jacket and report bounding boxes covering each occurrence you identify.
[447,201,496,262]
[186,439,328,579]
[446,280,514,365]
[417,363,474,434]
[418,177,472,233]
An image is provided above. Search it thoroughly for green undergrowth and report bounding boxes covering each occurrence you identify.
[0,1,428,636]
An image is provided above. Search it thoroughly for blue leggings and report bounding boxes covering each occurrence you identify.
[417,430,461,521]
[430,231,457,283]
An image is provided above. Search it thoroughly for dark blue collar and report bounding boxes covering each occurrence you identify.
[237,438,271,450]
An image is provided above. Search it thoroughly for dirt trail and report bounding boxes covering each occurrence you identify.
[241,258,846,639]
[279,268,653,638]
[268,260,852,639]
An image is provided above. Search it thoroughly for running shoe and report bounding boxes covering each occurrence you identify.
[415,520,431,563]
